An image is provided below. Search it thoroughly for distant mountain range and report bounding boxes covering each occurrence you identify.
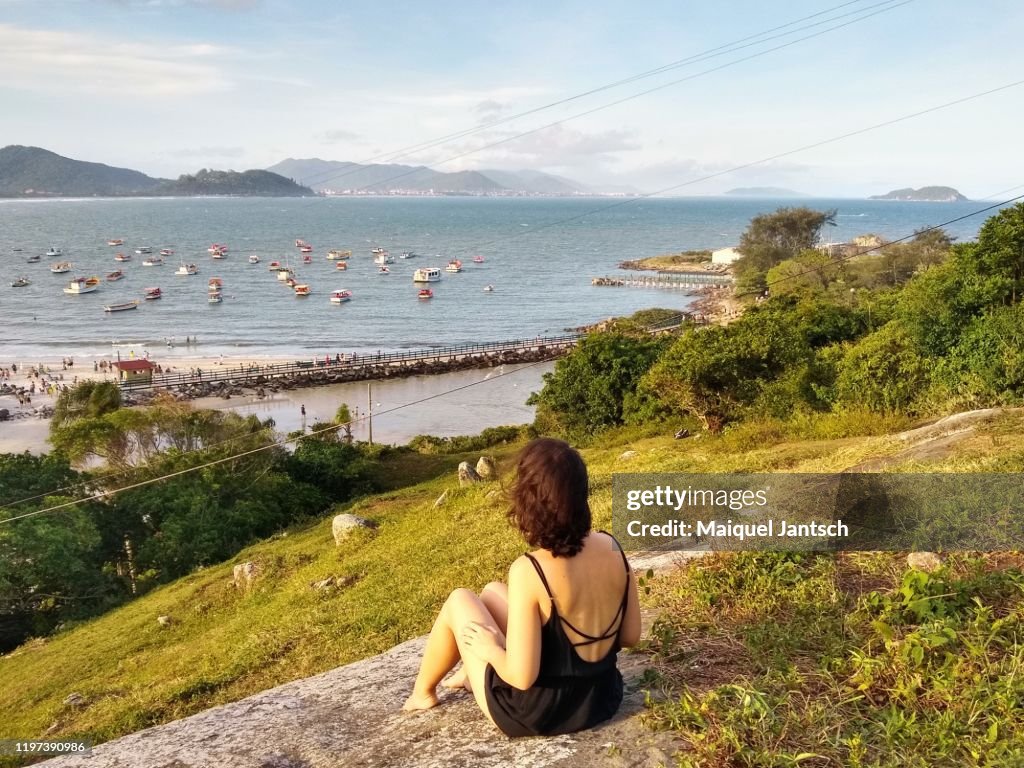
[0,146,313,197]
[869,186,968,202]
[265,158,610,196]
[725,187,807,198]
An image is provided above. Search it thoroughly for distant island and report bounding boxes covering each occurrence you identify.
[725,187,807,197]
[0,146,313,198]
[869,186,968,202]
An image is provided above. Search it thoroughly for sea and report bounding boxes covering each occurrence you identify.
[0,195,1003,363]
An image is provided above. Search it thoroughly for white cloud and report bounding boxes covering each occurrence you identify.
[0,23,234,97]
[443,124,641,171]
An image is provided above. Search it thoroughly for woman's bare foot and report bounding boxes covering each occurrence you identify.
[441,668,468,690]
[402,690,440,712]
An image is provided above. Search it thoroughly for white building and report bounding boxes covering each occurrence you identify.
[711,246,743,265]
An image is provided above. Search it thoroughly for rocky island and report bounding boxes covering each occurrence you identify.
[869,185,967,202]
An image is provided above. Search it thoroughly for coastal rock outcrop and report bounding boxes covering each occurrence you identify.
[331,514,375,545]
[458,461,482,486]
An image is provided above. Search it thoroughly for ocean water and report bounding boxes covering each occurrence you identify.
[0,196,1002,361]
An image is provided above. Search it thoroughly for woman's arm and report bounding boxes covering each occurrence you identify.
[470,556,542,690]
[618,564,642,648]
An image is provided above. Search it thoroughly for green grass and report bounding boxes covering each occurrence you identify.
[3,410,1024,763]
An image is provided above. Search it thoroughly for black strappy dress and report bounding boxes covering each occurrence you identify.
[484,534,631,737]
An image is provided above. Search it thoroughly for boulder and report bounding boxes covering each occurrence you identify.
[618,450,638,461]
[332,514,374,545]
[475,456,497,481]
[907,551,943,573]
[433,490,449,508]
[232,561,260,590]
[458,461,481,486]
[63,692,86,708]
[156,615,172,627]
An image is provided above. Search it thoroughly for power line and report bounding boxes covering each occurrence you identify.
[295,0,899,189]
[294,0,911,195]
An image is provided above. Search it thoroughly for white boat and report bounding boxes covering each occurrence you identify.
[400,251,418,259]
[208,244,228,254]
[175,263,198,276]
[330,289,353,304]
[294,284,311,296]
[371,247,386,255]
[473,255,485,263]
[160,248,174,256]
[374,252,394,265]
[106,270,125,282]
[142,256,164,266]
[208,292,223,304]
[248,255,260,264]
[26,254,41,263]
[418,288,433,300]
[104,300,139,313]
[50,262,72,274]
[114,252,131,262]
[327,250,351,260]
[144,287,162,300]
[445,259,463,273]
[378,265,391,274]
[135,246,152,254]
[277,268,294,282]
[483,284,495,293]
[107,239,124,247]
[11,277,30,288]
[412,267,441,283]
[63,277,100,295]
[46,247,62,258]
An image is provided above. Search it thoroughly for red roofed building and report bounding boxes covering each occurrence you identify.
[113,359,155,384]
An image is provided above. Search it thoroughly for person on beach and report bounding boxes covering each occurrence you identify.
[402,438,641,737]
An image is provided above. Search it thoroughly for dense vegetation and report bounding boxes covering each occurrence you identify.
[533,203,1024,440]
[0,394,374,652]
[156,169,313,197]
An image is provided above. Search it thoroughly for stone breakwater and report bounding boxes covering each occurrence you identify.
[123,346,569,405]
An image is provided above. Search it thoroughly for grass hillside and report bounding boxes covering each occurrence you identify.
[2,410,1024,762]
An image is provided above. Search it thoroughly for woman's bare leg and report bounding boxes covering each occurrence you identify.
[403,587,504,723]
[443,582,508,691]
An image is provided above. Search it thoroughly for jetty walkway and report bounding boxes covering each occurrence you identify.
[121,316,692,395]
[591,271,733,289]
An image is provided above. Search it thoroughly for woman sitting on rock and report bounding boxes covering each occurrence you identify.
[403,438,641,736]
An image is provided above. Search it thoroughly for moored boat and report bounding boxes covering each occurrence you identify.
[11,277,30,288]
[412,267,441,282]
[135,246,153,254]
[269,260,281,270]
[294,284,311,296]
[248,254,260,264]
[473,255,485,263]
[63,277,99,294]
[400,251,418,259]
[114,252,131,262]
[208,292,223,304]
[483,284,495,293]
[208,244,228,254]
[160,248,174,256]
[329,289,352,304]
[295,239,308,248]
[445,259,463,273]
[327,249,351,260]
[144,287,162,300]
[335,260,348,270]
[175,263,198,276]
[142,256,164,266]
[418,288,433,299]
[302,254,312,264]
[378,265,391,274]
[107,239,124,247]
[104,300,139,313]
[26,254,41,263]
[374,251,394,265]
[277,268,294,282]
[208,277,223,288]
[50,261,72,274]
[46,247,62,257]
[299,245,313,254]
[107,270,125,282]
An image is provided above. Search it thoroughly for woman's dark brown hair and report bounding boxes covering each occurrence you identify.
[508,438,591,557]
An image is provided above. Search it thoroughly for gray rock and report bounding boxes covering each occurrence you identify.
[332,514,374,545]
[63,692,86,708]
[458,461,481,486]
[232,561,260,590]
[618,450,638,461]
[475,456,497,481]
[433,490,449,508]
[907,551,943,573]
[156,615,172,627]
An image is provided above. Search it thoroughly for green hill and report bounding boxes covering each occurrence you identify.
[869,185,968,201]
[3,410,1023,757]
[156,169,313,197]
[0,145,161,197]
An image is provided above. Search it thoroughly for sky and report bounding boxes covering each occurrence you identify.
[1,0,1022,197]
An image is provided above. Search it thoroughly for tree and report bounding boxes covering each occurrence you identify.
[735,207,837,291]
[833,322,931,413]
[528,331,668,439]
[765,249,845,296]
[975,202,1024,304]
[943,304,1024,402]
[51,380,121,431]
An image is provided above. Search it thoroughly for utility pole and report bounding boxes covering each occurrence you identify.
[367,381,373,446]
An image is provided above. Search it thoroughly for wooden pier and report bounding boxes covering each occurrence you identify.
[591,272,733,289]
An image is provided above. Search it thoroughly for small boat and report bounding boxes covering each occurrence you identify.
[285,277,298,287]
[50,262,72,274]
[107,270,124,282]
[26,254,41,263]
[135,246,152,254]
[327,249,351,260]
[63,277,99,295]
[412,267,441,283]
[208,244,228,254]
[11,277,30,288]
[483,284,495,293]
[277,268,295,282]
[248,254,260,264]
[295,239,308,248]
[473,255,485,263]
[107,239,124,247]
[142,256,164,266]
[211,249,225,259]
[208,292,223,304]
[299,245,313,254]
[175,263,198,276]
[374,251,394,265]
[400,251,418,259]
[294,284,311,296]
[371,247,386,255]
[302,254,312,264]
[46,247,62,258]
[209,277,223,288]
[144,287,162,300]
[160,248,174,257]
[335,260,348,270]
[378,265,391,274]
[104,300,139,313]
[330,289,352,304]
[269,260,281,269]
[445,259,463,273]
[418,288,433,299]
[114,252,131,262]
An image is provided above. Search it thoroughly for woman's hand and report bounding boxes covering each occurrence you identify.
[461,621,505,663]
